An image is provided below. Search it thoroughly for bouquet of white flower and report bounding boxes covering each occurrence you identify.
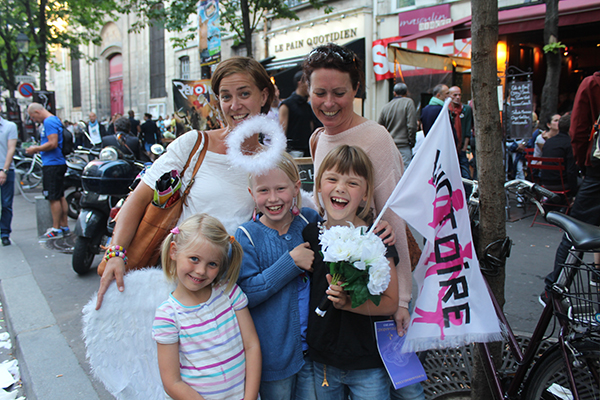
[318,224,392,311]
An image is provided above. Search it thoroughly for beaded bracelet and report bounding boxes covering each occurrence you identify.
[104,245,128,265]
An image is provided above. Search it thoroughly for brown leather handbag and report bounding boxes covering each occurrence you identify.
[97,132,209,275]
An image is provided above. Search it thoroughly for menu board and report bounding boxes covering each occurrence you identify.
[508,81,533,139]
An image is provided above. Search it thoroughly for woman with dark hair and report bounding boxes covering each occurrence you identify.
[96,56,275,307]
[304,43,424,400]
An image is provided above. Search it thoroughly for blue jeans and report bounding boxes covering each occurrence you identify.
[260,353,316,400]
[313,362,390,400]
[390,382,425,400]
[458,151,472,179]
[0,169,15,239]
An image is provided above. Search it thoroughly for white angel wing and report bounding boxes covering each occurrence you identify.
[82,268,176,400]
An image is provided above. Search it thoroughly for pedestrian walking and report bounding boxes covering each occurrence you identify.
[0,102,18,246]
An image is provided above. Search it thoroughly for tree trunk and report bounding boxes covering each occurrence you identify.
[240,0,253,58]
[37,0,48,90]
[470,0,506,398]
[539,0,560,125]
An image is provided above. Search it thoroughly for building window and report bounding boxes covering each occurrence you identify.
[180,56,190,79]
[396,0,415,9]
[71,50,81,108]
[150,20,166,98]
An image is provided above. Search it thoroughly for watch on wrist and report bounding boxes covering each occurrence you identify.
[0,169,5,174]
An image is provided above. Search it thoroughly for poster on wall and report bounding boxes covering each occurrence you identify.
[508,80,533,139]
[172,79,221,135]
[198,0,221,66]
[32,91,56,115]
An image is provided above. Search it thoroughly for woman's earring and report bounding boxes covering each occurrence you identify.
[291,198,300,216]
[252,206,259,222]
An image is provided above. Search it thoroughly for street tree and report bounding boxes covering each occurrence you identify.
[470,0,506,398]
[539,0,561,126]
[0,0,117,94]
[123,0,332,59]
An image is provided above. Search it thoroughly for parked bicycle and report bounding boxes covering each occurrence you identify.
[14,147,43,203]
[465,179,599,400]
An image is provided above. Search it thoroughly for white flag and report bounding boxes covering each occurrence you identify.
[374,99,502,352]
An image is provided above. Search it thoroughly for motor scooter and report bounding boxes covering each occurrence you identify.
[72,142,163,275]
[64,153,88,219]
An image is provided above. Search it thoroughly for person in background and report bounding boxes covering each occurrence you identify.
[157,115,166,136]
[378,82,417,169]
[448,86,473,179]
[540,113,578,196]
[546,71,600,301]
[280,71,319,157]
[0,102,18,246]
[140,113,162,158]
[128,110,141,137]
[26,103,69,239]
[85,112,106,147]
[101,117,142,160]
[420,84,449,136]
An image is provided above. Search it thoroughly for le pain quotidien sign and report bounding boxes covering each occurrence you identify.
[273,28,359,54]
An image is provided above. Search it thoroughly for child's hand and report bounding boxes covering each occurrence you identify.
[394,306,410,336]
[290,242,314,272]
[374,220,396,246]
[326,274,349,310]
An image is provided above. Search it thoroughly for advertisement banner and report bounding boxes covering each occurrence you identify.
[198,0,221,66]
[32,91,56,115]
[172,79,221,133]
[4,98,24,140]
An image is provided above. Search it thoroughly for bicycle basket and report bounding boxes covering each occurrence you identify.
[557,259,600,331]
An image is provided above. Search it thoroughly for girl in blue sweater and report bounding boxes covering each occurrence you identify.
[235,152,321,400]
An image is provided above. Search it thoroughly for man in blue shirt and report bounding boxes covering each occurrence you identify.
[0,102,18,246]
[26,103,69,238]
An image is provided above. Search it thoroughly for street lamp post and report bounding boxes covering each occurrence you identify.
[16,32,29,74]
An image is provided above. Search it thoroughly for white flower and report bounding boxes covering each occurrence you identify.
[353,260,367,270]
[367,262,391,295]
[323,240,354,262]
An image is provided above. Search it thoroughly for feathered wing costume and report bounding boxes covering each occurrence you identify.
[82,268,176,399]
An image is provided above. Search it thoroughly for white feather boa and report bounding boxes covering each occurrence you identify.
[82,268,176,399]
[226,115,286,175]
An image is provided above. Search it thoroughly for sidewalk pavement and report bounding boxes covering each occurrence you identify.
[0,242,99,400]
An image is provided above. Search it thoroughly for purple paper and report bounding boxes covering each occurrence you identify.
[375,321,427,389]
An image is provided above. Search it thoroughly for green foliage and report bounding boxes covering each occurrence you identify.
[329,261,381,309]
[120,0,332,55]
[543,41,566,54]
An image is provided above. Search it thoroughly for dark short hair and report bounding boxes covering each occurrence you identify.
[393,83,408,96]
[144,113,152,119]
[128,110,134,117]
[293,70,304,87]
[115,117,130,133]
[211,57,275,115]
[546,113,560,128]
[302,43,364,91]
[558,113,570,133]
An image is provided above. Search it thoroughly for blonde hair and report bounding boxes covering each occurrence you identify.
[315,145,374,221]
[249,151,302,208]
[160,214,243,293]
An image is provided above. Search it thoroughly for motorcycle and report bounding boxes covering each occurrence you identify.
[72,141,163,275]
[64,153,88,219]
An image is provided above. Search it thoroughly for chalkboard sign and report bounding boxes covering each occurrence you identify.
[508,81,533,139]
[295,157,314,192]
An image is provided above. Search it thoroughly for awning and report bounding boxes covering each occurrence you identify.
[387,46,471,73]
[388,16,472,45]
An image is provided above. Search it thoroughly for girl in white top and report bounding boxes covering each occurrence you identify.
[96,57,276,309]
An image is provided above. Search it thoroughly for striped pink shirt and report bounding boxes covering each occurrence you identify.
[153,283,248,399]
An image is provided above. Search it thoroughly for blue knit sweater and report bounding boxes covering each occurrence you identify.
[235,207,321,382]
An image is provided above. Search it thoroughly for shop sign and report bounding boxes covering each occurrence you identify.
[398,4,451,37]
[270,14,364,59]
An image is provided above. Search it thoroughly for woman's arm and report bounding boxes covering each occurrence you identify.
[236,307,261,400]
[327,256,399,317]
[95,182,154,309]
[157,343,205,400]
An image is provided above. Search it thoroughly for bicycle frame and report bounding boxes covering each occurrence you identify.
[478,250,585,400]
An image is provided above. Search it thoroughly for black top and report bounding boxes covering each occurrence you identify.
[302,222,397,370]
[280,92,319,156]
[129,117,140,136]
[101,132,142,160]
[541,131,578,193]
[140,119,161,145]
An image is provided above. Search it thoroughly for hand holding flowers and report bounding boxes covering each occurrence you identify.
[318,224,392,311]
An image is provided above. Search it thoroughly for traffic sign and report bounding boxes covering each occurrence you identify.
[17,82,35,97]
[16,75,36,84]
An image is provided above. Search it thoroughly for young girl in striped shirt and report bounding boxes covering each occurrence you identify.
[152,213,261,400]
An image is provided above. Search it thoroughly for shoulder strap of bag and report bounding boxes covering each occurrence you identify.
[309,129,321,158]
[238,226,254,247]
[181,131,209,202]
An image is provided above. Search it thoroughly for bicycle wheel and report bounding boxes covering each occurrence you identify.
[16,159,43,189]
[16,160,43,203]
[524,340,599,400]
